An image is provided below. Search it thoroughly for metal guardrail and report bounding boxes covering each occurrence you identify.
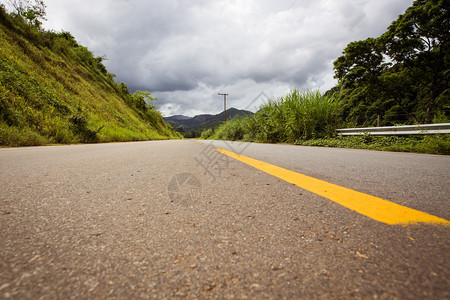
[336,123,450,136]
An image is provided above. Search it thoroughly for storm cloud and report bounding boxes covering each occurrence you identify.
[42,0,413,116]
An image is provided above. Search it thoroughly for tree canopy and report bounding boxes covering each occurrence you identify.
[334,0,449,126]
[6,0,46,28]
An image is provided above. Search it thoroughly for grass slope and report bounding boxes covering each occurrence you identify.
[0,8,180,146]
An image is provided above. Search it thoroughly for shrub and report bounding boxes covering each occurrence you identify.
[215,117,245,141]
[69,109,101,143]
[200,128,214,139]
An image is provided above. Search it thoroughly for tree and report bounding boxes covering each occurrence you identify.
[334,38,387,85]
[132,90,158,110]
[334,0,449,125]
[7,0,46,28]
[380,0,449,123]
[334,38,420,123]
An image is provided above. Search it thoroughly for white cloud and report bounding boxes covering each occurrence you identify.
[43,0,413,116]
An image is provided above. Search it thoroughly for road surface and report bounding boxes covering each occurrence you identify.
[1,140,449,299]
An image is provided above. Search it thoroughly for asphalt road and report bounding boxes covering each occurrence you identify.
[0,140,449,299]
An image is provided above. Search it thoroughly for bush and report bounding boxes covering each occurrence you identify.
[200,128,214,139]
[215,117,246,141]
[69,109,101,143]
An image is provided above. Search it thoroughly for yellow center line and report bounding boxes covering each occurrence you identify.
[215,148,450,226]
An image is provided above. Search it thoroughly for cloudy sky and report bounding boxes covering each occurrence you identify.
[39,0,412,116]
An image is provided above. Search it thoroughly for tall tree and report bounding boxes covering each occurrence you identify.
[380,0,449,123]
[334,0,449,125]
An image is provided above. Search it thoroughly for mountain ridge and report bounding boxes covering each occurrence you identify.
[164,108,253,132]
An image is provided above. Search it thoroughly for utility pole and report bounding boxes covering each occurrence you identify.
[218,93,228,122]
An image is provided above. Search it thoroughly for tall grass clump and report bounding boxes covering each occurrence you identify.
[215,117,246,140]
[211,89,340,143]
[280,89,340,141]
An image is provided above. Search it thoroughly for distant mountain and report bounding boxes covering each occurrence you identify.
[168,115,191,121]
[164,108,253,132]
[164,114,214,131]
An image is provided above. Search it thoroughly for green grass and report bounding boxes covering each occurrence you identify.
[296,134,450,155]
[212,89,340,143]
[204,88,449,155]
[0,7,181,146]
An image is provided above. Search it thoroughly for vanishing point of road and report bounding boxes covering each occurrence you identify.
[1,140,449,298]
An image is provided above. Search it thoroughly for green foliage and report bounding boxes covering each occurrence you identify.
[5,0,46,28]
[211,89,340,143]
[334,0,449,126]
[68,108,103,143]
[297,134,450,155]
[0,5,180,146]
[215,117,246,141]
[0,123,46,146]
[184,130,201,138]
[432,110,450,123]
[133,90,157,109]
[200,128,214,139]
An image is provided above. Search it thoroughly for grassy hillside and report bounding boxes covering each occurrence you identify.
[0,6,180,146]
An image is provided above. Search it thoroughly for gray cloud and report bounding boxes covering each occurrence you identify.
[43,0,413,116]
